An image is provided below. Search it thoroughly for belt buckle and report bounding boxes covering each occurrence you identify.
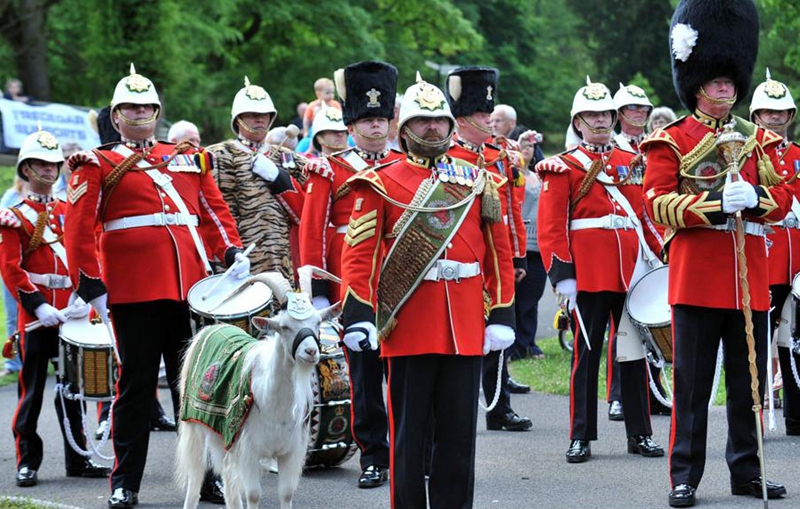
[47,274,63,289]
[786,217,798,229]
[439,263,460,283]
[164,213,177,225]
[612,216,626,230]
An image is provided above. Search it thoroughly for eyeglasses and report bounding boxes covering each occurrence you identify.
[624,105,650,111]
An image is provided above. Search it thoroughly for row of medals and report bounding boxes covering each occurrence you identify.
[435,161,478,187]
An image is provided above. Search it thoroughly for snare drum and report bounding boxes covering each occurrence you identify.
[305,320,357,468]
[187,274,274,337]
[627,265,673,364]
[59,317,117,401]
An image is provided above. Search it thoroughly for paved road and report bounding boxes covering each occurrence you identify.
[1,370,798,509]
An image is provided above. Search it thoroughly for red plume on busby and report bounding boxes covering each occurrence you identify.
[334,61,398,126]
[669,0,759,112]
[445,66,499,118]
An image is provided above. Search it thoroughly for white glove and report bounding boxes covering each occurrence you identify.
[0,208,20,228]
[312,296,331,310]
[343,321,378,352]
[722,180,758,213]
[89,293,110,324]
[483,324,516,355]
[555,278,578,311]
[230,252,251,280]
[67,293,90,319]
[252,153,280,182]
[34,303,67,328]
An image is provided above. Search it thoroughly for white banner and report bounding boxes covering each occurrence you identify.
[0,98,100,150]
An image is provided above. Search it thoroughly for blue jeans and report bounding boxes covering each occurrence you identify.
[3,281,21,372]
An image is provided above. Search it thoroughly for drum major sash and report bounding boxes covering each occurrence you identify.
[376,178,476,340]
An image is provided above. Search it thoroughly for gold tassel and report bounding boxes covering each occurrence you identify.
[513,171,526,187]
[481,173,502,224]
[757,155,783,187]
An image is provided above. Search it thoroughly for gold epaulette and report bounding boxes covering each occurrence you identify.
[640,128,679,152]
[760,128,783,149]
[347,168,387,195]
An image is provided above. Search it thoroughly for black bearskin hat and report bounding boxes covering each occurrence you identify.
[445,66,499,118]
[334,61,398,125]
[670,0,759,112]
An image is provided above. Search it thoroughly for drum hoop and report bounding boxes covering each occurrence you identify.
[626,265,669,324]
[187,275,273,319]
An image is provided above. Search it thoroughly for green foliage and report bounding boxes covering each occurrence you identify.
[0,499,50,509]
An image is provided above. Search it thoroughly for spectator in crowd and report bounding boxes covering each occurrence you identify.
[387,93,402,150]
[289,102,307,136]
[647,106,677,131]
[302,77,341,137]
[3,78,31,103]
[167,120,201,146]
[53,142,82,201]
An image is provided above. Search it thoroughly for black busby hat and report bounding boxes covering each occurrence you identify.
[334,61,398,125]
[670,0,759,112]
[445,66,499,118]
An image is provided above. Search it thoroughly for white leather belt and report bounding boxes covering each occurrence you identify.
[28,273,72,289]
[570,214,638,231]
[103,212,199,232]
[774,213,800,229]
[706,218,766,236]
[423,260,481,282]
[335,225,348,234]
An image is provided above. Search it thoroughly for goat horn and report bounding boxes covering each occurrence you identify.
[247,272,293,304]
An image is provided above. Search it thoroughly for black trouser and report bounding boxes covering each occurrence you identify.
[670,305,767,488]
[109,300,191,492]
[388,354,481,509]
[510,250,547,359]
[770,284,800,421]
[569,291,651,440]
[13,326,88,471]
[343,346,390,470]
[482,349,512,419]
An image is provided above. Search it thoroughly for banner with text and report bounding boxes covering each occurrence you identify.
[0,99,99,151]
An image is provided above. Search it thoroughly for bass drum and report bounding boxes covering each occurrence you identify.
[305,320,357,468]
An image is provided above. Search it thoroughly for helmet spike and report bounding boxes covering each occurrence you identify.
[244,76,250,87]
[586,75,592,86]
[416,71,423,83]
[619,82,625,91]
[765,67,772,81]
[37,121,42,132]
[130,63,136,75]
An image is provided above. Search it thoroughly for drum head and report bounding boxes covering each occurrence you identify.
[627,266,670,326]
[792,273,800,299]
[59,316,113,347]
[188,274,273,320]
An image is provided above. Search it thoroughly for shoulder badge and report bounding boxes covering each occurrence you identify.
[347,168,387,195]
[535,156,570,174]
[760,128,783,148]
[640,128,680,152]
[304,158,335,181]
[67,173,88,205]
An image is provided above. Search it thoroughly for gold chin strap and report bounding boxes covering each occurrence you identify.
[576,114,615,135]
[353,122,389,141]
[698,86,737,105]
[464,115,493,135]
[618,111,649,128]
[753,112,795,132]
[116,107,159,127]
[402,125,453,149]
[317,136,348,151]
[236,117,268,135]
[24,162,59,186]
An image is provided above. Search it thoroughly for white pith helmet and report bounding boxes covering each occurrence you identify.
[613,83,654,110]
[397,72,455,139]
[311,106,347,152]
[749,68,796,123]
[16,123,64,180]
[231,76,277,135]
[569,76,617,139]
[110,63,161,112]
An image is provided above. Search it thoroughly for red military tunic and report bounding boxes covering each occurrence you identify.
[0,198,70,327]
[65,142,242,305]
[536,144,660,292]
[299,147,404,298]
[339,157,516,357]
[642,115,791,311]
[766,141,800,286]
[448,139,527,267]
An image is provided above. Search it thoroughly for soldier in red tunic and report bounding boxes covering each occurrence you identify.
[0,129,110,489]
[643,2,789,505]
[63,65,247,509]
[536,78,663,464]
[300,60,401,489]
[339,73,516,509]
[444,66,533,432]
[749,69,800,436]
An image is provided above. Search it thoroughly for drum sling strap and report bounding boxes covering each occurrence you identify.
[113,145,212,273]
[571,150,661,270]
[16,203,69,269]
[376,178,476,340]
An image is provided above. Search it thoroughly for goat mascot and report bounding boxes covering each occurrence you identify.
[176,272,340,509]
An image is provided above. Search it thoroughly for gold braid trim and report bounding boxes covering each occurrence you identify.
[571,158,603,209]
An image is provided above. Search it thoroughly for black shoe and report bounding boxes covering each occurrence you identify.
[199,477,225,504]
[668,484,696,507]
[507,377,531,394]
[358,465,389,489]
[108,488,138,508]
[608,401,624,421]
[66,458,112,478]
[565,439,591,463]
[650,400,672,416]
[150,415,177,432]
[786,417,800,436]
[486,411,533,431]
[94,419,110,440]
[627,435,665,457]
[16,466,37,487]
[529,344,545,359]
[731,477,787,499]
